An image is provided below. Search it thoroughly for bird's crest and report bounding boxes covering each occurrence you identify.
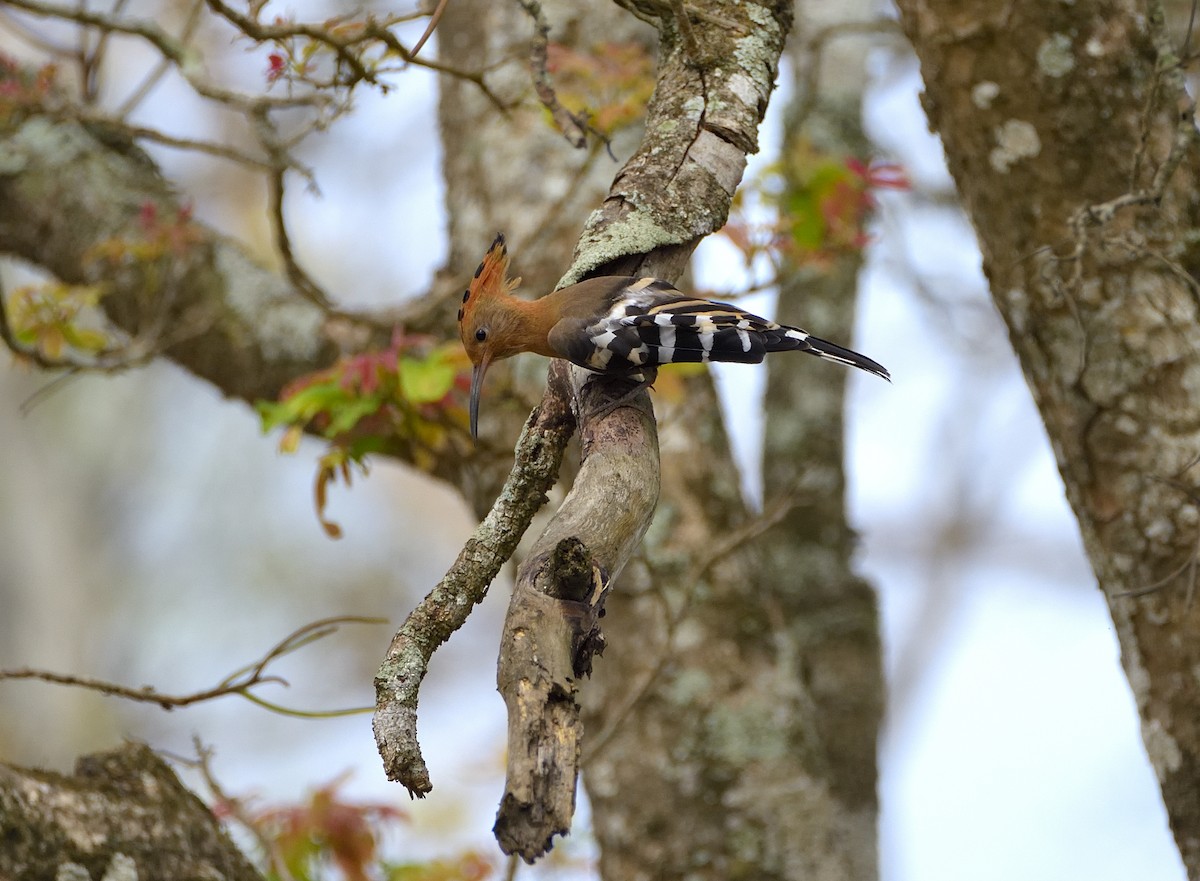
[458,233,522,327]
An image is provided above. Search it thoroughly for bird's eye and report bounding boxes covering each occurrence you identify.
[475,328,488,342]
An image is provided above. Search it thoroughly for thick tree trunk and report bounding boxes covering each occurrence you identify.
[895,0,1200,873]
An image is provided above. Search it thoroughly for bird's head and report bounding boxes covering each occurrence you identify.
[458,233,524,439]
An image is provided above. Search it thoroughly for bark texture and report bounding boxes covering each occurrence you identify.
[0,742,261,881]
[895,0,1200,873]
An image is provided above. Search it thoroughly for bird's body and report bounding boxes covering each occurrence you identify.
[458,234,889,437]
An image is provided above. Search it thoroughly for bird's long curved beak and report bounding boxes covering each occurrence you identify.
[469,355,490,440]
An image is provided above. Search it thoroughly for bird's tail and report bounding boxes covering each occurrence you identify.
[803,334,891,381]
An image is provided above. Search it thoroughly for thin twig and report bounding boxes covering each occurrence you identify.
[410,0,450,58]
[102,119,271,167]
[204,0,506,106]
[516,0,588,147]
[115,0,206,118]
[81,0,131,103]
[5,0,329,110]
[264,161,333,309]
[363,19,510,109]
[0,6,74,55]
[189,738,301,881]
[204,0,376,86]
[0,616,383,715]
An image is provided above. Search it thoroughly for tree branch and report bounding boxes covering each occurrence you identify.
[371,371,576,796]
[515,0,590,148]
[0,616,380,715]
[483,0,791,861]
[4,0,327,110]
[493,364,660,860]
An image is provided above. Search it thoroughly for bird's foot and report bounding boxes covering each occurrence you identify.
[582,370,657,425]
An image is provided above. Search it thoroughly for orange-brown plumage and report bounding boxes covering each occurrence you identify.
[457,233,890,439]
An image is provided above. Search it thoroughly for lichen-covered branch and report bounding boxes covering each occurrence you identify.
[482,0,795,867]
[0,117,335,391]
[564,0,792,284]
[371,374,576,796]
[0,111,509,487]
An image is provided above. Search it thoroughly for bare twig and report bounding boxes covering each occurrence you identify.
[362,19,510,108]
[515,0,588,148]
[115,0,206,118]
[187,738,300,881]
[97,117,271,167]
[0,616,382,715]
[0,5,75,55]
[265,162,333,309]
[410,0,450,58]
[4,0,328,110]
[203,0,506,106]
[204,0,376,86]
[80,0,131,103]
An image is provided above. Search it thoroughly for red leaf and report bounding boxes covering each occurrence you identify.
[267,53,286,83]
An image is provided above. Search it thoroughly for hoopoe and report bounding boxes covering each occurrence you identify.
[458,234,890,438]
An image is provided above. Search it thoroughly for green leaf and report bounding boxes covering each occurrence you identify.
[399,354,456,404]
[61,326,108,352]
[325,394,384,436]
[281,384,349,421]
[256,399,295,433]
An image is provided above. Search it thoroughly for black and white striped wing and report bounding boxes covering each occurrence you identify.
[621,285,891,380]
[559,278,890,380]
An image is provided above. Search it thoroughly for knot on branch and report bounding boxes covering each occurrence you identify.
[543,536,596,601]
[540,536,610,678]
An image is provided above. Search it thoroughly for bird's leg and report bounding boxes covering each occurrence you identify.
[580,368,658,426]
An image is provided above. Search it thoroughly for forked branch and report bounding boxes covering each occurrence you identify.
[493,364,660,860]
[371,369,576,796]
